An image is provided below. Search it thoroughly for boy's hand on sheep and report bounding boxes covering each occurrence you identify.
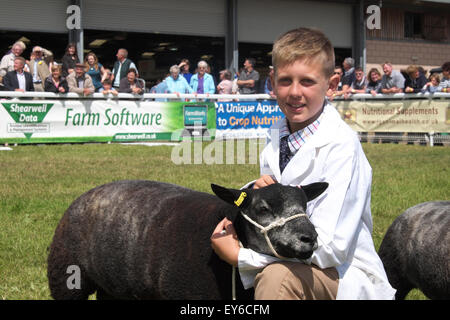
[253,175,277,189]
[211,218,240,267]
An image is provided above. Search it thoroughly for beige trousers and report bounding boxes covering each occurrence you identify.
[254,261,339,300]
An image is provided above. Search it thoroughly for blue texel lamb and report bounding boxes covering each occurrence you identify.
[378,201,450,300]
[47,180,328,300]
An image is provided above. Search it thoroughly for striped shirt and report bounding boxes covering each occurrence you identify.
[438,77,450,89]
[279,112,324,155]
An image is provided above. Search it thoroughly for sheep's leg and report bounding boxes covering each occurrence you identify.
[385,270,412,300]
[47,241,96,300]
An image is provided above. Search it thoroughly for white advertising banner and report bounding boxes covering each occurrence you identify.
[0,99,216,143]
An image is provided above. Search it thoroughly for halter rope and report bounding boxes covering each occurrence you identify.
[240,212,307,259]
[231,211,307,300]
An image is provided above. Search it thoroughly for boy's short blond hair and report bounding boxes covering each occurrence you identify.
[272,27,335,78]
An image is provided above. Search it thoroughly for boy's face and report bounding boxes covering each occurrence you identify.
[272,58,336,133]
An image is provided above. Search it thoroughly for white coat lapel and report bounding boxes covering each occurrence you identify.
[279,103,340,185]
[280,144,315,185]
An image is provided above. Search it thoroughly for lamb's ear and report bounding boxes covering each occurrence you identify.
[211,184,251,209]
[301,182,329,202]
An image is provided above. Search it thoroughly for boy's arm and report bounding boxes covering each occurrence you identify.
[211,218,240,267]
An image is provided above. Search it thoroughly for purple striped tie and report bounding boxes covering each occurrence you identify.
[279,135,291,174]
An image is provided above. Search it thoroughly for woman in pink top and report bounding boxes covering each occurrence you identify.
[217,69,233,101]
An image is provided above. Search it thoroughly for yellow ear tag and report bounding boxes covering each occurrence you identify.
[234,192,247,207]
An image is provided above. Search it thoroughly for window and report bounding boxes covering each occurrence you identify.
[404,12,423,38]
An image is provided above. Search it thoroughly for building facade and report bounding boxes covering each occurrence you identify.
[0,0,449,82]
[366,0,450,74]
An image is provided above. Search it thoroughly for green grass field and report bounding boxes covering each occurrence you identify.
[0,141,449,300]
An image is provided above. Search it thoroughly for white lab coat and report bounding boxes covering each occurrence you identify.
[238,102,396,299]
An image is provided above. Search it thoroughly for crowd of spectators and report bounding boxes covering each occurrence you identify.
[0,40,449,98]
[328,57,450,100]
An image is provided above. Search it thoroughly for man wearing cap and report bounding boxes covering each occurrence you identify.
[27,46,53,91]
[67,63,95,96]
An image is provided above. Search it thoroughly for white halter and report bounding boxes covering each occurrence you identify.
[229,190,308,298]
[240,211,307,260]
[231,211,307,300]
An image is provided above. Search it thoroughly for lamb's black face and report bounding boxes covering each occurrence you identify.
[211,182,328,260]
[244,184,318,260]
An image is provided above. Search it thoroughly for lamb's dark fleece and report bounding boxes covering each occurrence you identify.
[378,201,450,300]
[47,180,327,300]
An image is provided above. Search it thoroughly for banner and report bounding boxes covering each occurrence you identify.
[215,100,284,139]
[0,100,216,144]
[1,97,448,144]
[334,99,449,133]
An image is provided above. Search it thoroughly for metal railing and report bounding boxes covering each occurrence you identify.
[1,91,449,100]
[1,91,448,146]
[0,91,274,100]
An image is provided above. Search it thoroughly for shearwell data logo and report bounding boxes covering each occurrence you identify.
[2,102,54,139]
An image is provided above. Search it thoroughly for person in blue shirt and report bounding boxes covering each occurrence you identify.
[422,73,441,93]
[150,77,169,101]
[179,59,193,84]
[190,60,215,94]
[165,65,193,95]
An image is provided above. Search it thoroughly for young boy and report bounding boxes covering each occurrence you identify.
[99,79,118,96]
[211,28,396,300]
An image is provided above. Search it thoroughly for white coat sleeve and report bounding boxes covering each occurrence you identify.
[237,248,280,289]
[309,140,372,269]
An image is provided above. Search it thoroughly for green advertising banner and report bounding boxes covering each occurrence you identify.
[0,100,216,144]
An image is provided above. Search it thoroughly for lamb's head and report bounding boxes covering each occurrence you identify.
[211,182,328,261]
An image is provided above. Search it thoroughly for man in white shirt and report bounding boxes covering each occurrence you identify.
[112,48,138,89]
[2,57,34,92]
